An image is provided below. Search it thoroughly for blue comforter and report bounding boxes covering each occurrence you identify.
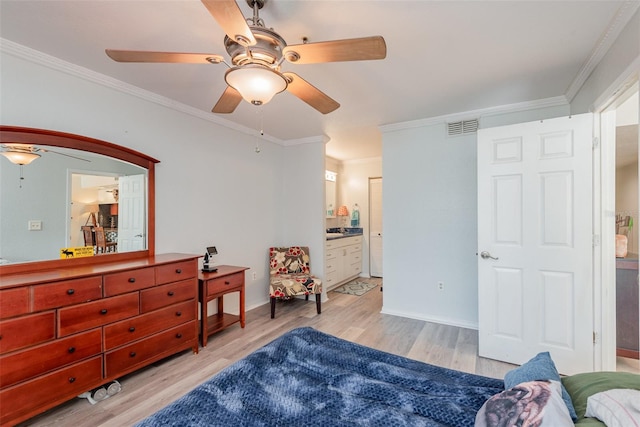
[136,327,503,426]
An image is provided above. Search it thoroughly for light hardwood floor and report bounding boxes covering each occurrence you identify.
[18,279,637,426]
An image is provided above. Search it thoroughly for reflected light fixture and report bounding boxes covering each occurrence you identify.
[225,64,287,106]
[0,149,40,165]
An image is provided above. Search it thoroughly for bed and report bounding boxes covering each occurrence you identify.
[136,327,640,427]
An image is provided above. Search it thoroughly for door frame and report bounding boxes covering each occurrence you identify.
[368,176,383,278]
[592,60,639,371]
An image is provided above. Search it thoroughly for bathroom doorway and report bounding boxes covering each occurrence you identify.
[613,84,639,372]
[369,177,383,278]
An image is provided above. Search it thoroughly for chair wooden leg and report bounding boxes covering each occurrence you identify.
[315,294,321,314]
[270,297,276,319]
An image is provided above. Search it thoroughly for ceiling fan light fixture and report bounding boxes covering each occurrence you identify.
[1,150,41,165]
[225,65,287,106]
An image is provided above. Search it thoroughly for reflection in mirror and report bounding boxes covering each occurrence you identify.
[326,170,336,218]
[1,146,147,265]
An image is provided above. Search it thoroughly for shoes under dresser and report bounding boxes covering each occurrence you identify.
[0,253,200,426]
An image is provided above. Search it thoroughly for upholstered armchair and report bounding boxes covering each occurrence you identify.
[269,246,322,319]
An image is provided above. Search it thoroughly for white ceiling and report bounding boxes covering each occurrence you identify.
[1,0,638,160]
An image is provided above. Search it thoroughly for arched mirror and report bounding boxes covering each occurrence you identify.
[0,126,158,275]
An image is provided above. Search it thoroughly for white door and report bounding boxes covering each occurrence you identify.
[369,177,383,277]
[477,114,593,375]
[117,174,146,251]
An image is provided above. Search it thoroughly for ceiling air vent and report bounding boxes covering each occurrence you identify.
[447,119,479,136]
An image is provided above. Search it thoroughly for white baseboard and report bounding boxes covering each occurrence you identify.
[380,307,478,330]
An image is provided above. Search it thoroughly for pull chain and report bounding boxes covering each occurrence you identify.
[255,106,264,153]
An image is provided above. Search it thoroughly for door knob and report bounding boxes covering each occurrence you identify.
[480,251,499,260]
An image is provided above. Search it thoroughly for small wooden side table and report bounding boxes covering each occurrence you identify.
[198,265,249,347]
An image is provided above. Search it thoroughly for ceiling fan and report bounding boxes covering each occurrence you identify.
[0,144,90,165]
[105,0,386,114]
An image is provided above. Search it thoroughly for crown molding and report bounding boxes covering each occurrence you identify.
[0,38,283,145]
[380,96,568,134]
[565,1,640,102]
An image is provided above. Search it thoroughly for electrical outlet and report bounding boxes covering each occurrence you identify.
[28,220,42,231]
[438,281,444,290]
[252,272,257,281]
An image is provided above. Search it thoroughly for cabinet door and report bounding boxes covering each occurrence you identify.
[325,248,340,289]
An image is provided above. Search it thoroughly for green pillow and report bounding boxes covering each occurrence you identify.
[561,371,640,421]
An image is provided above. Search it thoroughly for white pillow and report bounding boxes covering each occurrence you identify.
[585,388,640,427]
[475,380,573,426]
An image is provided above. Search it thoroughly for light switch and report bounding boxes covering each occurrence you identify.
[28,220,42,231]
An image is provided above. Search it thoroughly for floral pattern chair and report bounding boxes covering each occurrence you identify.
[269,246,322,319]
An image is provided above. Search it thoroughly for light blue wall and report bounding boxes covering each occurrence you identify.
[0,51,301,311]
[380,7,639,329]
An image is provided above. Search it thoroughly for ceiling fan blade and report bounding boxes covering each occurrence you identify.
[283,36,386,64]
[212,86,243,114]
[39,148,91,162]
[282,72,339,114]
[106,49,224,64]
[201,0,256,46]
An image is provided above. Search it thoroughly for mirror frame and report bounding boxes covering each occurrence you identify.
[0,126,159,275]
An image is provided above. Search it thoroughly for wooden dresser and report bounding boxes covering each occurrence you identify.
[0,253,199,426]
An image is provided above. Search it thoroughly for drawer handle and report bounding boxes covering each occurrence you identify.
[67,289,75,295]
[175,268,182,274]
[68,346,76,353]
[176,311,182,317]
[100,309,108,315]
[128,277,136,283]
[224,281,230,285]
[129,351,136,358]
[129,326,136,333]
[176,333,183,339]
[68,377,76,383]
[167,291,175,296]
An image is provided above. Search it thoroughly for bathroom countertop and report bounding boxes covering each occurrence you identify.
[326,228,363,240]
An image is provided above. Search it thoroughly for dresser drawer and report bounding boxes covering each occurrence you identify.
[0,356,102,426]
[324,271,337,289]
[206,272,244,296]
[104,300,195,350]
[0,311,55,355]
[0,329,102,388]
[155,260,196,285]
[347,262,363,276]
[33,276,103,311]
[140,279,195,313]
[103,267,155,297]
[58,293,139,337]
[105,323,195,377]
[0,287,30,319]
